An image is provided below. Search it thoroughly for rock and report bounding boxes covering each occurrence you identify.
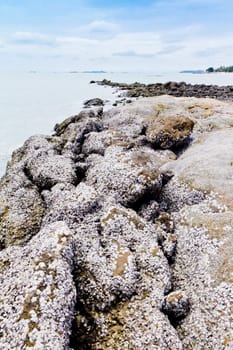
[95,79,233,101]
[86,146,174,206]
[157,212,175,232]
[137,200,161,222]
[0,221,76,349]
[160,231,177,262]
[0,174,45,248]
[42,182,101,229]
[57,117,104,156]
[162,291,190,321]
[82,130,114,156]
[26,154,77,190]
[82,130,148,156]
[54,108,103,137]
[146,114,194,149]
[71,205,183,349]
[2,94,233,349]
[0,171,45,248]
[83,98,104,108]
[158,98,233,348]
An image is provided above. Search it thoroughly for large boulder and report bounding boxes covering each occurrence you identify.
[146,114,194,149]
[25,154,77,190]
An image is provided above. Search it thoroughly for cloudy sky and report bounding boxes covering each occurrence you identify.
[0,0,233,72]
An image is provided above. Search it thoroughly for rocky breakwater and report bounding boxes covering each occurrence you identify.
[93,79,233,101]
[0,95,233,349]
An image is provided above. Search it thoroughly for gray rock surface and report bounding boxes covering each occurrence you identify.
[83,98,104,108]
[1,95,233,349]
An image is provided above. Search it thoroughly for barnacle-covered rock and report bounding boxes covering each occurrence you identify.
[146,114,194,149]
[0,221,76,349]
[86,146,175,206]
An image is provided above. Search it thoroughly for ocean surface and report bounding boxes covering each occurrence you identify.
[1,70,233,176]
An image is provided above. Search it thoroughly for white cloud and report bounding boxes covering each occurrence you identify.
[2,26,233,71]
[56,36,99,45]
[113,50,155,58]
[157,44,185,55]
[80,20,118,33]
[11,32,55,46]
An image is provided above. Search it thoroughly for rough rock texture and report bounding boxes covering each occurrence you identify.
[1,94,233,349]
[85,146,176,206]
[0,171,45,248]
[146,115,194,149]
[0,221,76,349]
[162,291,190,321]
[94,79,233,101]
[83,98,104,108]
[72,205,183,349]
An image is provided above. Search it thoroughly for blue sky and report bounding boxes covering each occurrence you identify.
[0,0,233,71]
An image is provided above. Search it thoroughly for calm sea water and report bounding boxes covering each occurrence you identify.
[1,71,233,175]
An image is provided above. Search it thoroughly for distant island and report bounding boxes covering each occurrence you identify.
[68,70,107,74]
[206,65,233,73]
[82,70,107,74]
[180,70,204,74]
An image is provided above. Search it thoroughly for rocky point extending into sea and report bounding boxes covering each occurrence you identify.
[92,79,233,102]
[0,87,233,349]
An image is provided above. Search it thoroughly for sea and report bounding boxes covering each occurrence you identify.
[1,70,233,176]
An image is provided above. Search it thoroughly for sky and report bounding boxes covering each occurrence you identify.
[0,0,233,72]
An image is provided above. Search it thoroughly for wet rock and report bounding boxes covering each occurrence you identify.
[83,98,104,108]
[146,114,194,149]
[0,221,76,349]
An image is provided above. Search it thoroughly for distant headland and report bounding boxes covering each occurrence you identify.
[206,65,233,73]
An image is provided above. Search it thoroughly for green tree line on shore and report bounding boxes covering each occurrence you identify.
[206,66,233,73]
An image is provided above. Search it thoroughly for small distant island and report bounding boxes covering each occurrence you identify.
[180,70,204,74]
[206,65,233,73]
[82,70,107,74]
[68,70,107,74]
